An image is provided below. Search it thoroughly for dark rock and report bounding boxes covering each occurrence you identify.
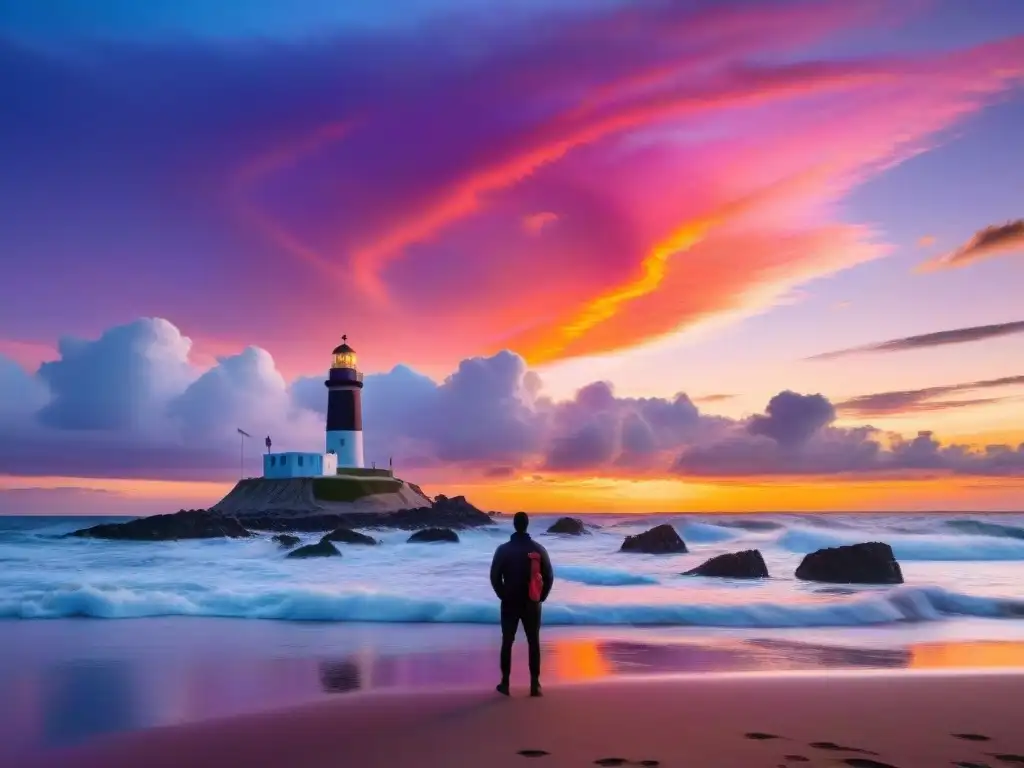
[407,527,460,543]
[239,495,494,533]
[272,534,301,548]
[384,495,493,531]
[684,549,769,578]
[286,540,341,558]
[620,524,687,554]
[321,527,378,545]
[795,542,903,584]
[547,517,588,535]
[242,514,357,533]
[69,510,252,541]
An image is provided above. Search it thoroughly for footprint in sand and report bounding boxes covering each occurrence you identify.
[810,741,880,756]
[517,750,550,758]
[954,734,993,742]
[594,760,629,767]
[634,762,660,766]
[745,732,782,740]
[989,756,1024,765]
[840,760,900,768]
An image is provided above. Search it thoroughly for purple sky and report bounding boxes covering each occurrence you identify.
[1,0,1022,512]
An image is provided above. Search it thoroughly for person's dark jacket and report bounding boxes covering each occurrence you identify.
[490,532,554,603]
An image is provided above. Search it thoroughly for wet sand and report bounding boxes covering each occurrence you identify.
[24,671,1024,768]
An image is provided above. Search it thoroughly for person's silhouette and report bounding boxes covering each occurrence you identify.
[489,511,554,697]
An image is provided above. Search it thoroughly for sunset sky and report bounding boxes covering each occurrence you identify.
[1,0,1023,514]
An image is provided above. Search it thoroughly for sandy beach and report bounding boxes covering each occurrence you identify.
[24,671,1024,768]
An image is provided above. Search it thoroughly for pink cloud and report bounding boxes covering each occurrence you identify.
[0,339,56,371]
[224,6,1024,369]
[17,1,1018,376]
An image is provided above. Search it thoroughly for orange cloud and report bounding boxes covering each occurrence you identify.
[515,167,848,363]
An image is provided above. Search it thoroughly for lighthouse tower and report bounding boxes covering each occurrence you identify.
[324,336,364,468]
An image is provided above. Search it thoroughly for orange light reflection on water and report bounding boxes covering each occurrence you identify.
[549,639,613,682]
[910,641,1024,670]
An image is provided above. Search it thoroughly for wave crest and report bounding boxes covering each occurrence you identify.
[778,528,1024,561]
[3,584,1022,627]
[557,565,658,586]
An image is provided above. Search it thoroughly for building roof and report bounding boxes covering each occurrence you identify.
[332,334,356,356]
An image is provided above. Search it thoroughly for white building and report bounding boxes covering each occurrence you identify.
[262,451,338,479]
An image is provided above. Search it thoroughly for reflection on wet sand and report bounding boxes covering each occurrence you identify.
[319,660,361,693]
[311,637,1024,697]
[910,640,1024,669]
[9,635,1024,758]
[548,639,612,681]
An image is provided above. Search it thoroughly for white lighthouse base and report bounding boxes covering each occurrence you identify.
[326,430,364,469]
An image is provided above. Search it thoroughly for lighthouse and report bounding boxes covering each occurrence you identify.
[324,335,364,468]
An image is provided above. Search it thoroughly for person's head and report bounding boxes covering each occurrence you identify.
[513,511,529,533]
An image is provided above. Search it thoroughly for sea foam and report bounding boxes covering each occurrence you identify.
[3,583,1023,627]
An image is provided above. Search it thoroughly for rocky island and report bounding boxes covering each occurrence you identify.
[69,475,495,540]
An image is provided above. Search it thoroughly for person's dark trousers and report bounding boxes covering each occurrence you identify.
[500,599,541,685]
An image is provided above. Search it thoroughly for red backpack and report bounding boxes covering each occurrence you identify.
[528,552,543,602]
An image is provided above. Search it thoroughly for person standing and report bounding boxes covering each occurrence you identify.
[490,511,554,697]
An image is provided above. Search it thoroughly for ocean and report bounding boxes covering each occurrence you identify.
[3,512,1024,627]
[4,512,1024,756]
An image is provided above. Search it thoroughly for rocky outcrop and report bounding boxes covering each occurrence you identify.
[383,495,493,531]
[620,524,687,554]
[211,476,433,517]
[237,494,493,533]
[272,534,301,548]
[287,540,341,558]
[238,514,358,532]
[408,527,460,543]
[322,527,378,546]
[547,517,587,535]
[795,542,903,584]
[684,550,769,578]
[69,510,252,541]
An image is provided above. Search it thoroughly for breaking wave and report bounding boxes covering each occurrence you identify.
[2,584,1023,627]
[778,528,1024,561]
[677,522,739,544]
[946,519,1024,540]
[557,565,659,586]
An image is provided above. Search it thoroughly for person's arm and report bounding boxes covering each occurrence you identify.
[490,546,504,600]
[539,545,554,602]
